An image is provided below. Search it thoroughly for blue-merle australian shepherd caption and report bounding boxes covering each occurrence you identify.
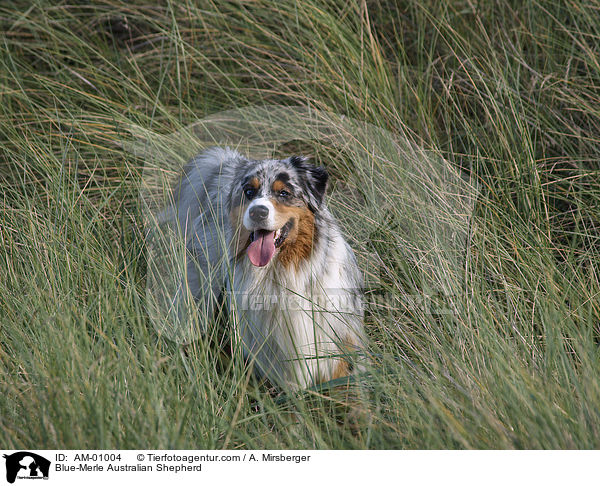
[164,147,367,390]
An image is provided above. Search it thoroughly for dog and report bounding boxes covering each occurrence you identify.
[163,147,366,390]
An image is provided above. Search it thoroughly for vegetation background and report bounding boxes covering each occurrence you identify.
[1,0,599,449]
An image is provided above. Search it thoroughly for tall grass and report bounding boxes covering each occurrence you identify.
[1,0,599,449]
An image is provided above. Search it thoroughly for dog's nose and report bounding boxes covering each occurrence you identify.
[249,205,269,221]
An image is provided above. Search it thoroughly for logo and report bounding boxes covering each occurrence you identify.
[3,452,51,484]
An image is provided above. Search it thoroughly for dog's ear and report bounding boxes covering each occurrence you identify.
[289,156,329,212]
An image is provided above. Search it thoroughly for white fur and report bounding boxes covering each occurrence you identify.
[230,231,365,389]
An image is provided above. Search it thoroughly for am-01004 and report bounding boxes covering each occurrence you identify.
[74,453,122,462]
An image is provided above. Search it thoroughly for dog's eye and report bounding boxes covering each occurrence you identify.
[278,190,291,198]
[244,188,256,199]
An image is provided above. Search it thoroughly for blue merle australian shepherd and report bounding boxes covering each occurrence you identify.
[166,147,366,390]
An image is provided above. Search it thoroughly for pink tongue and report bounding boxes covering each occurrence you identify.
[247,230,276,267]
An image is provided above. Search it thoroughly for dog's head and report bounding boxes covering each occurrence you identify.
[229,155,328,268]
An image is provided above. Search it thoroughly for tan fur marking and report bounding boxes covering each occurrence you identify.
[331,359,351,380]
[248,177,260,189]
[270,200,315,269]
[272,180,289,193]
[331,336,359,380]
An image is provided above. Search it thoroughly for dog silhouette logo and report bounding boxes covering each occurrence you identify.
[3,452,51,483]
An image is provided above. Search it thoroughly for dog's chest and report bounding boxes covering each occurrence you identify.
[228,261,343,385]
